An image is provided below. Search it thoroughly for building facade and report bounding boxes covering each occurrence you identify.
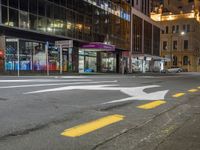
[128,0,152,16]
[151,11,200,72]
[0,0,131,74]
[131,7,162,73]
[163,0,200,13]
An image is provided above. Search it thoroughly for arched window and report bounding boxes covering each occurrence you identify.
[183,56,189,65]
[173,56,178,66]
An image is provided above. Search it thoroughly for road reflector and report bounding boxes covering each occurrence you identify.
[61,114,125,137]
[188,89,198,93]
[137,100,166,110]
[172,93,185,98]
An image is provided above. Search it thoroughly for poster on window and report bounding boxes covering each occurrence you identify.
[33,45,47,71]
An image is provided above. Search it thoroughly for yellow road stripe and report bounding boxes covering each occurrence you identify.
[172,93,186,98]
[61,114,125,137]
[188,89,198,93]
[197,87,200,89]
[137,100,166,110]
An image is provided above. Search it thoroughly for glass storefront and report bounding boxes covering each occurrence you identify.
[79,50,117,73]
[79,50,97,73]
[4,38,73,73]
[101,52,116,72]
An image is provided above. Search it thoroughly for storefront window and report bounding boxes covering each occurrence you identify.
[79,50,97,72]
[101,52,116,72]
[33,42,46,71]
[5,39,18,71]
[48,45,59,71]
[19,40,32,70]
[85,52,97,72]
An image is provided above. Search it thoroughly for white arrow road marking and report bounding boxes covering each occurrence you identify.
[0,80,117,89]
[24,84,169,104]
[103,90,169,104]
[24,84,119,94]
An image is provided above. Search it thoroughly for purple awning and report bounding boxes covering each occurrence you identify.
[80,42,115,51]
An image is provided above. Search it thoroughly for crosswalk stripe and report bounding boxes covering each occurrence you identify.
[0,80,117,89]
[188,89,198,93]
[137,100,166,110]
[172,93,186,98]
[61,114,125,137]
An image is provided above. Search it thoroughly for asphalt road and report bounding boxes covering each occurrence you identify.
[0,73,200,150]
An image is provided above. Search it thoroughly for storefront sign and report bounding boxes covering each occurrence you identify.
[6,39,18,42]
[55,40,73,48]
[81,42,115,51]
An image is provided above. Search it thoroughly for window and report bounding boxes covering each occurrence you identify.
[29,14,37,30]
[184,40,188,49]
[2,6,8,25]
[38,0,45,16]
[9,8,19,27]
[176,25,179,33]
[19,0,28,11]
[173,56,178,66]
[187,24,190,32]
[1,0,8,6]
[9,0,19,9]
[29,0,37,14]
[19,11,29,29]
[163,41,167,50]
[183,24,186,31]
[183,56,189,65]
[172,25,175,33]
[173,41,177,50]
[166,26,168,34]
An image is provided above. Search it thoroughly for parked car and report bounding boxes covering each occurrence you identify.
[162,67,183,73]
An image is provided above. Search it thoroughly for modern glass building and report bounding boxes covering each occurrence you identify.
[0,0,131,74]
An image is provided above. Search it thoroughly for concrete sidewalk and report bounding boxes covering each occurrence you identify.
[156,114,200,150]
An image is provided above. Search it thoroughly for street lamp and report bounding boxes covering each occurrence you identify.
[181,31,185,36]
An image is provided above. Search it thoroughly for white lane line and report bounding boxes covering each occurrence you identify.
[55,76,88,79]
[0,79,92,83]
[0,80,118,89]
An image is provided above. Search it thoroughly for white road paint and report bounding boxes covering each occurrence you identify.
[24,84,119,94]
[24,84,169,103]
[55,76,88,79]
[0,80,118,89]
[0,79,92,83]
